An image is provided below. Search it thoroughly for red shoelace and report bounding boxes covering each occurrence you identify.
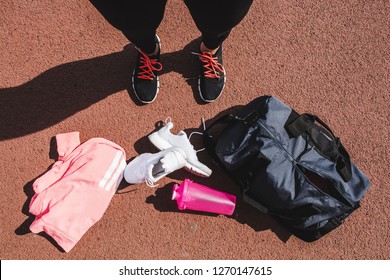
[193,51,225,79]
[136,48,162,80]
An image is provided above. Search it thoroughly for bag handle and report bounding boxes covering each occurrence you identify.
[203,111,259,160]
[285,113,352,182]
[336,141,353,182]
[285,113,336,140]
[203,111,270,191]
[203,113,236,163]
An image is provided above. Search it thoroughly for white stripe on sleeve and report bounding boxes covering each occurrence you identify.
[105,159,126,192]
[99,150,123,189]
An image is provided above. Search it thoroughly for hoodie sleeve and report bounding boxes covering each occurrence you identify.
[32,132,80,194]
[56,132,80,161]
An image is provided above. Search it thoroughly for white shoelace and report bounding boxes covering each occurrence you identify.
[189,118,207,153]
[188,131,205,153]
[145,177,158,188]
[138,164,158,188]
[164,117,207,154]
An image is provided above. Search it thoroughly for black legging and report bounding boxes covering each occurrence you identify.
[90,0,253,54]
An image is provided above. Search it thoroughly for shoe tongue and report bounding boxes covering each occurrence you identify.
[149,54,159,60]
[167,122,174,129]
[160,151,183,173]
[177,130,187,137]
[160,158,177,173]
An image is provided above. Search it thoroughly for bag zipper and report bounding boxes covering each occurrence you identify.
[296,163,353,207]
[257,121,353,208]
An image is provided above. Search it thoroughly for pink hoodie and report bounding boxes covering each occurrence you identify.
[29,132,126,252]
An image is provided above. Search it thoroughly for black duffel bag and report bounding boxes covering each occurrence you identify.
[204,96,370,241]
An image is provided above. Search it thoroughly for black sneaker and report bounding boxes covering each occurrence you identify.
[194,46,226,102]
[132,36,162,104]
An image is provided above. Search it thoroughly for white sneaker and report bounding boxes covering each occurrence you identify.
[124,147,187,187]
[148,121,212,177]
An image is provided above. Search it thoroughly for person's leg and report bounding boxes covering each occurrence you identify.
[90,0,167,103]
[185,0,253,50]
[90,0,167,53]
[184,0,253,102]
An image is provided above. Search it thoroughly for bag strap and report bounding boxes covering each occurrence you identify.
[310,202,360,240]
[203,110,260,161]
[242,192,269,214]
[203,112,270,208]
[335,141,352,182]
[285,113,352,182]
[285,113,335,139]
[203,114,236,163]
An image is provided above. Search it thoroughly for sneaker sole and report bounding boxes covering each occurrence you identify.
[148,132,211,177]
[198,69,227,103]
[131,35,161,104]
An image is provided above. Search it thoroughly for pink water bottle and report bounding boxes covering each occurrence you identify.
[172,179,236,216]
